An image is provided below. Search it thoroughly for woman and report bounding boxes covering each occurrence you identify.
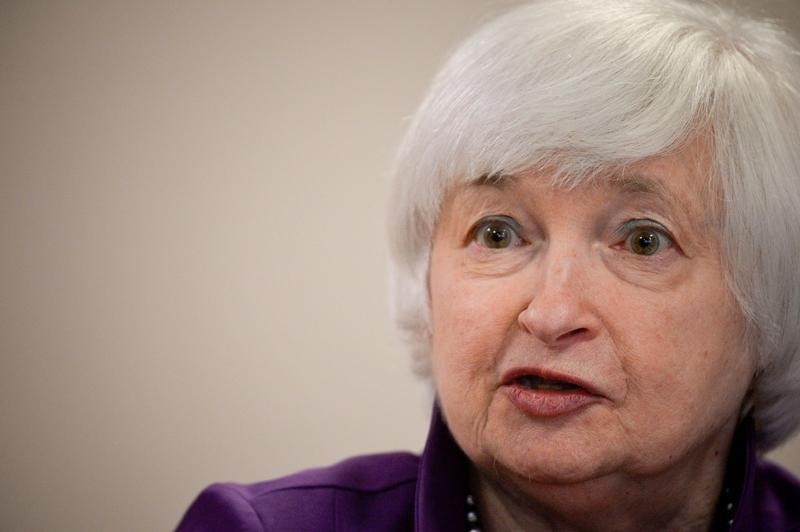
[178,0,800,529]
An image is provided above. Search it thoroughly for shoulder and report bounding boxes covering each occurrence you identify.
[753,458,800,529]
[176,452,420,532]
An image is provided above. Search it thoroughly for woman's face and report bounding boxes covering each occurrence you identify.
[428,146,757,488]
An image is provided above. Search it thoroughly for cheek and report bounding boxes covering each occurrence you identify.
[618,288,752,424]
[431,272,522,359]
[428,263,526,402]
[431,282,496,380]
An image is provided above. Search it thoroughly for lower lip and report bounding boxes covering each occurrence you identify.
[503,385,600,417]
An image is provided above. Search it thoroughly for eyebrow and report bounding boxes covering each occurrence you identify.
[468,170,690,219]
[469,173,518,188]
[607,173,684,210]
[471,171,678,200]
[610,173,666,194]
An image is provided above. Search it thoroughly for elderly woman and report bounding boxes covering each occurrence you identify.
[178,0,800,530]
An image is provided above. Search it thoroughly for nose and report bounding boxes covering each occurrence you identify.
[517,249,600,348]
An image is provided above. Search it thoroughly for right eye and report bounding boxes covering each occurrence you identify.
[472,216,524,249]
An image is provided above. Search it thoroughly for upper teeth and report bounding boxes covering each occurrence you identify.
[517,375,577,390]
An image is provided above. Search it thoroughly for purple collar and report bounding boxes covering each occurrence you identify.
[415,403,470,531]
[730,417,757,531]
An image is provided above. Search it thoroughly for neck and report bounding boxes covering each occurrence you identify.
[471,424,736,532]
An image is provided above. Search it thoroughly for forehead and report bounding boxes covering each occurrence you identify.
[449,142,716,224]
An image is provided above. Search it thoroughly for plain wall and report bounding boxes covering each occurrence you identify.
[2,2,800,530]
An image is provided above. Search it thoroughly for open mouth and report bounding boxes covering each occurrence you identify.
[515,374,582,392]
[502,368,601,416]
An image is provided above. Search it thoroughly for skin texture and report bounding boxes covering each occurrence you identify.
[428,145,757,531]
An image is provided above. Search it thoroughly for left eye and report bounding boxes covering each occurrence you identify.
[472,217,523,249]
[624,227,673,256]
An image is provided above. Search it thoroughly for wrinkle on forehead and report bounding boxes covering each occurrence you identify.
[456,129,720,211]
[455,137,721,234]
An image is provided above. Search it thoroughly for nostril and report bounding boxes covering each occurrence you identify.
[557,327,590,342]
[517,300,599,345]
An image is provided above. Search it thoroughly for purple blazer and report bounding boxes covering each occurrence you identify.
[177,405,800,531]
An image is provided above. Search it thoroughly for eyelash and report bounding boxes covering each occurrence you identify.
[469,215,678,257]
[615,219,677,257]
[470,216,525,249]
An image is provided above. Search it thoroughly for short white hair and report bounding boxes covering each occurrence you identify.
[388,0,800,450]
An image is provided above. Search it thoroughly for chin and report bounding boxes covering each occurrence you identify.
[504,447,616,486]
[477,404,624,485]
[488,441,616,486]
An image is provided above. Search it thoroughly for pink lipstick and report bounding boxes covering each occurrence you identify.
[501,368,603,417]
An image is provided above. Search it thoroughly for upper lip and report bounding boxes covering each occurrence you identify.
[501,367,604,397]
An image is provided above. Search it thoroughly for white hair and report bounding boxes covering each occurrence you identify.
[388,0,800,450]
